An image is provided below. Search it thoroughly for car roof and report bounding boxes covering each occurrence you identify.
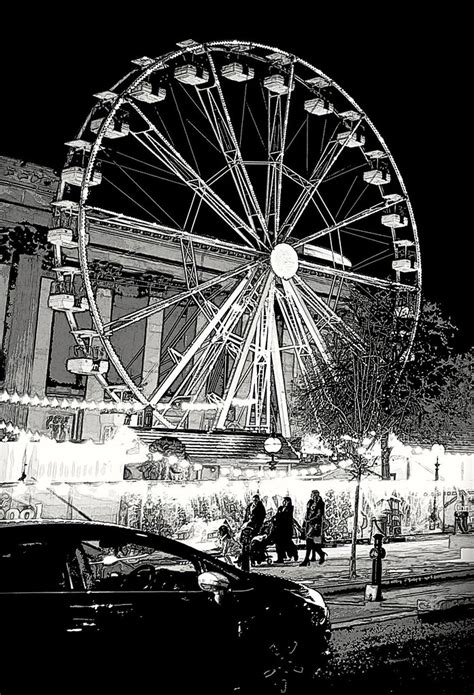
[0,519,128,530]
[0,519,172,544]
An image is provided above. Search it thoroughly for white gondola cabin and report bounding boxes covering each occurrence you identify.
[381,213,408,228]
[304,97,333,116]
[67,336,109,376]
[67,356,109,376]
[62,166,102,187]
[393,239,414,248]
[47,228,89,249]
[336,130,365,148]
[221,62,254,82]
[90,116,130,139]
[48,227,74,247]
[263,74,294,95]
[392,259,418,272]
[174,64,209,85]
[48,292,88,313]
[363,169,391,185]
[131,81,166,103]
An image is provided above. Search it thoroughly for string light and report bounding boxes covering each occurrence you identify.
[0,389,145,413]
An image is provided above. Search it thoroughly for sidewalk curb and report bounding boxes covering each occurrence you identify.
[332,610,418,631]
[319,568,474,596]
[332,594,474,631]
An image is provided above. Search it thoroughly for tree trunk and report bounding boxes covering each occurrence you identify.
[380,430,392,480]
[349,472,361,579]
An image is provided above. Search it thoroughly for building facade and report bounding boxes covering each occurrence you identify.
[1,154,333,443]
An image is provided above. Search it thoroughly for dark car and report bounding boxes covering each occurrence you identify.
[0,520,331,694]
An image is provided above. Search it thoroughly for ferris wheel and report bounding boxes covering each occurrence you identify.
[49,39,421,437]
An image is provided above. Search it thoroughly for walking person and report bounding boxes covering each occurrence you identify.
[243,493,266,535]
[271,496,299,563]
[300,489,328,566]
[238,522,255,572]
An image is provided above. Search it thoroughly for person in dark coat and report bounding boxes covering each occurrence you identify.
[300,490,327,566]
[238,522,255,572]
[271,496,298,563]
[243,494,266,534]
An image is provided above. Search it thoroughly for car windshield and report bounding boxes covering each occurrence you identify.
[76,530,251,591]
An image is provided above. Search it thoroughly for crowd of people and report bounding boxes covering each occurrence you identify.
[217,490,328,571]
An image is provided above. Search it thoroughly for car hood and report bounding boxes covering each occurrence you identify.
[247,569,319,597]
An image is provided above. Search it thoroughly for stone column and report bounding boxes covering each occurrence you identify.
[29,277,54,398]
[3,254,43,395]
[0,255,43,428]
[142,294,164,399]
[0,263,11,349]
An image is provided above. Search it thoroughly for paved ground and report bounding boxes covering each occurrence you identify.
[326,579,474,628]
[251,537,474,590]
[248,536,474,627]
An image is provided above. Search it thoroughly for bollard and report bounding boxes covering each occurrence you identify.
[365,514,387,601]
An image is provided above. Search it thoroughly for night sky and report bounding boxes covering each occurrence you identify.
[1,11,470,349]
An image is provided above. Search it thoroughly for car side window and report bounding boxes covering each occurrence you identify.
[0,540,71,592]
[77,537,200,592]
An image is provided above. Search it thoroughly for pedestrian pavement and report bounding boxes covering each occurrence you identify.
[249,536,474,629]
[252,536,474,593]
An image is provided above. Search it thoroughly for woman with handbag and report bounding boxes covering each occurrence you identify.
[271,496,299,563]
[299,490,328,566]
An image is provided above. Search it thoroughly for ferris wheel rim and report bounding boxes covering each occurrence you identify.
[57,38,422,425]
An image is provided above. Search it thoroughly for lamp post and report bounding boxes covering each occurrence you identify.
[264,434,282,471]
[431,444,445,530]
[431,443,444,481]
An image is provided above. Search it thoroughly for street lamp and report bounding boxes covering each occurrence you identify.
[431,444,445,482]
[431,443,445,531]
[264,434,282,471]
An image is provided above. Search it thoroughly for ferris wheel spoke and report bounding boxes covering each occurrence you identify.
[158,269,267,418]
[282,279,332,365]
[279,121,364,243]
[100,149,182,228]
[215,273,274,429]
[161,342,218,417]
[128,101,260,248]
[291,197,405,249]
[195,50,271,247]
[245,286,275,431]
[292,274,365,353]
[91,330,173,426]
[148,271,258,406]
[269,294,290,438]
[103,260,261,335]
[265,62,295,240]
[275,287,318,377]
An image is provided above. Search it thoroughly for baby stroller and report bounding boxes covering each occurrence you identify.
[249,532,273,566]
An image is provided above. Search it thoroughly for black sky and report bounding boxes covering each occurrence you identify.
[1,10,470,349]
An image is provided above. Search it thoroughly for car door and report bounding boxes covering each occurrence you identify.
[0,529,90,694]
[69,527,237,692]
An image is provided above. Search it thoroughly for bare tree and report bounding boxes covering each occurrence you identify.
[295,287,411,578]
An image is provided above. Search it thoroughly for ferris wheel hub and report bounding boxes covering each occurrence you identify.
[270,243,299,280]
